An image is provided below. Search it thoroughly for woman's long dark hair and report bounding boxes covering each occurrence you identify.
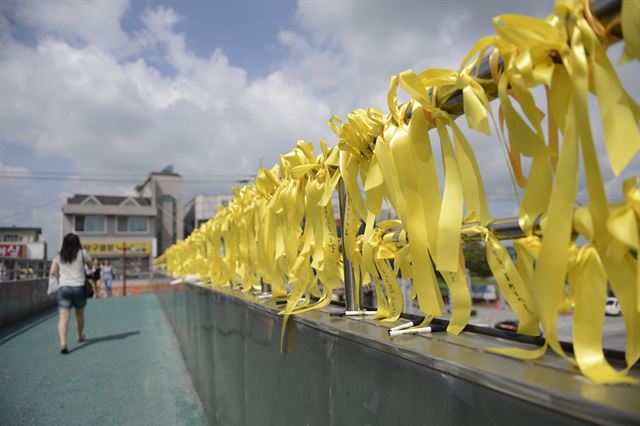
[60,233,82,264]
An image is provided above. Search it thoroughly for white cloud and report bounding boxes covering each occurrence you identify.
[6,0,140,57]
[277,0,551,112]
[278,30,309,53]
[279,0,638,217]
[0,0,637,250]
[0,1,333,250]
[268,1,554,218]
[0,5,331,179]
[0,162,29,176]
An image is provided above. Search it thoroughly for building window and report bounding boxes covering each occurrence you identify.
[75,215,105,233]
[75,216,84,232]
[129,217,148,232]
[117,216,148,233]
[3,235,20,242]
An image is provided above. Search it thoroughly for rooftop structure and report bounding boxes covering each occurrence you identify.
[61,167,183,278]
[183,194,234,236]
[0,226,42,243]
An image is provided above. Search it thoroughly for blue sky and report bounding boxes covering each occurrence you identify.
[120,0,298,78]
[0,0,638,254]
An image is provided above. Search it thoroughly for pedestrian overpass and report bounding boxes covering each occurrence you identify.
[1,279,638,425]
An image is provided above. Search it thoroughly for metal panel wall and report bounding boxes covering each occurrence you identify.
[0,279,55,328]
[158,285,639,426]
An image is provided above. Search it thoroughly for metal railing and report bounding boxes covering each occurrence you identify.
[0,259,51,283]
[337,0,622,313]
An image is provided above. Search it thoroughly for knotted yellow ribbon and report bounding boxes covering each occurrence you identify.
[570,207,636,384]
[607,177,640,312]
[160,0,640,384]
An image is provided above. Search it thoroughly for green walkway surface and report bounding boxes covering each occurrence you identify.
[0,295,207,426]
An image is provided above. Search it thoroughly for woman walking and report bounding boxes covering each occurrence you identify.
[49,233,92,354]
[101,259,114,297]
[89,258,101,298]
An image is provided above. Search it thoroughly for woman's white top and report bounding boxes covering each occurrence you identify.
[53,249,91,287]
[102,265,113,279]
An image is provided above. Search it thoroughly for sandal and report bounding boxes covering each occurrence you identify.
[77,334,85,343]
[60,347,69,354]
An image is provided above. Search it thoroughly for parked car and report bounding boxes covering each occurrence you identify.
[605,297,621,316]
[494,319,519,332]
[470,284,497,302]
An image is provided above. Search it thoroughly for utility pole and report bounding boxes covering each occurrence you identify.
[122,243,127,297]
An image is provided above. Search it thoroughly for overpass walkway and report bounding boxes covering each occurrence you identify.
[0,295,207,426]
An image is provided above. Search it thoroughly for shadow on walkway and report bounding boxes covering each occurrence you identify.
[71,331,141,352]
[0,309,58,346]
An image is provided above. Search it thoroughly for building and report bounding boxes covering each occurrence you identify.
[0,226,47,259]
[62,194,157,278]
[183,194,233,236]
[61,167,183,278]
[0,226,48,281]
[135,167,183,253]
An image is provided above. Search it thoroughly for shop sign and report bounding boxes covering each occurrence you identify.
[83,241,152,255]
[0,243,26,258]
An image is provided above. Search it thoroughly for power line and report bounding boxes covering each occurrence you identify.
[1,170,255,178]
[0,198,60,221]
[0,175,144,183]
[0,175,253,184]
[184,179,252,184]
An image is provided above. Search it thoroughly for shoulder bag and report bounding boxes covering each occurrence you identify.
[81,250,95,298]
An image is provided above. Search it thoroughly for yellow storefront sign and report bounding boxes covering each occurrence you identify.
[83,241,152,256]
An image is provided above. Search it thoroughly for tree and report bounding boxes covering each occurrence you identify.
[463,242,492,277]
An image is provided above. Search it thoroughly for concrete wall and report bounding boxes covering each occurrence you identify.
[158,285,639,426]
[0,279,55,328]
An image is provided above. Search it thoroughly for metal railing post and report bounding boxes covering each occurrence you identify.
[338,180,359,311]
[258,277,272,299]
[260,277,269,293]
[428,0,622,117]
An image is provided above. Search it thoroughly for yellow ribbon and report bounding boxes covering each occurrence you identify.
[570,207,636,384]
[607,177,640,312]
[160,0,640,384]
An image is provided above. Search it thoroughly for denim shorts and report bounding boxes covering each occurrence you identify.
[57,285,87,309]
